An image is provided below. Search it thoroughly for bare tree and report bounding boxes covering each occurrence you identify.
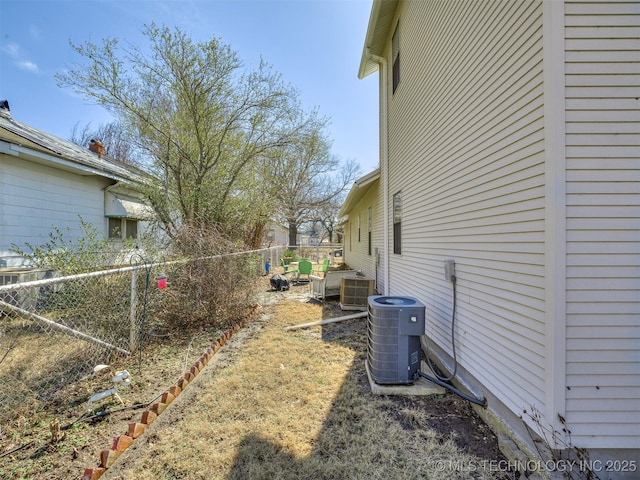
[57,24,308,244]
[313,194,345,243]
[69,121,141,166]
[264,113,360,247]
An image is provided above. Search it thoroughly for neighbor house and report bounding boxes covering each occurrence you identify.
[263,223,289,246]
[0,101,154,269]
[345,0,639,471]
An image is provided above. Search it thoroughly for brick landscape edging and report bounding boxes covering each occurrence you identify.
[80,304,261,480]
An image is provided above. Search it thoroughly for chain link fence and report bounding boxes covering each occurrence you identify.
[0,246,284,432]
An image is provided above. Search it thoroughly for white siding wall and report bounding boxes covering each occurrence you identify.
[343,182,383,292]
[386,0,547,422]
[373,181,386,295]
[564,0,640,449]
[264,224,288,246]
[0,154,109,261]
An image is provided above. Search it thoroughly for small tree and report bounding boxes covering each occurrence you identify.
[57,24,308,244]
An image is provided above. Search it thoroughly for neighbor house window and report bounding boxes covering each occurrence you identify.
[108,218,138,240]
[125,219,138,239]
[392,22,400,94]
[358,214,361,242]
[393,192,402,254]
[368,206,372,256]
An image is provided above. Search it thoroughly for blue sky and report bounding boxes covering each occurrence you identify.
[0,0,380,173]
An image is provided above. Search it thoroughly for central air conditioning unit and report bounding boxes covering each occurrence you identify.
[340,275,375,311]
[367,295,426,384]
[0,269,42,311]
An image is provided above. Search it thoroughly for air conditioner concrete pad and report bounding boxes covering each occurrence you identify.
[365,361,446,396]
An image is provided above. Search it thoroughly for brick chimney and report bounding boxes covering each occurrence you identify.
[0,100,10,118]
[89,139,104,158]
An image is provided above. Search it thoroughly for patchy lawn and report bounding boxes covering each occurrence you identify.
[0,318,229,480]
[102,279,510,480]
[1,277,510,479]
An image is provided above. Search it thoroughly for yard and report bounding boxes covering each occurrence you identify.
[1,275,511,480]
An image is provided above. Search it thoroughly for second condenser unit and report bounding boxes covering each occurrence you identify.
[367,295,426,384]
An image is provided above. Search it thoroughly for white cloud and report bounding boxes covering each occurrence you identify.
[2,42,21,58]
[1,41,39,73]
[18,60,39,73]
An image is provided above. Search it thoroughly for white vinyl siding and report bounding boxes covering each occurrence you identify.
[386,0,546,422]
[343,181,383,292]
[0,154,108,257]
[564,0,640,449]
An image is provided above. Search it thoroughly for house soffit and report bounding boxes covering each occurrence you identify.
[358,0,399,79]
[338,168,381,218]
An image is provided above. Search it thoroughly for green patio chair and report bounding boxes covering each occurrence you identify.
[296,260,313,284]
[313,258,330,276]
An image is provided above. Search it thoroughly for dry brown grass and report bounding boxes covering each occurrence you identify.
[0,320,92,420]
[103,286,508,480]
[0,321,225,480]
